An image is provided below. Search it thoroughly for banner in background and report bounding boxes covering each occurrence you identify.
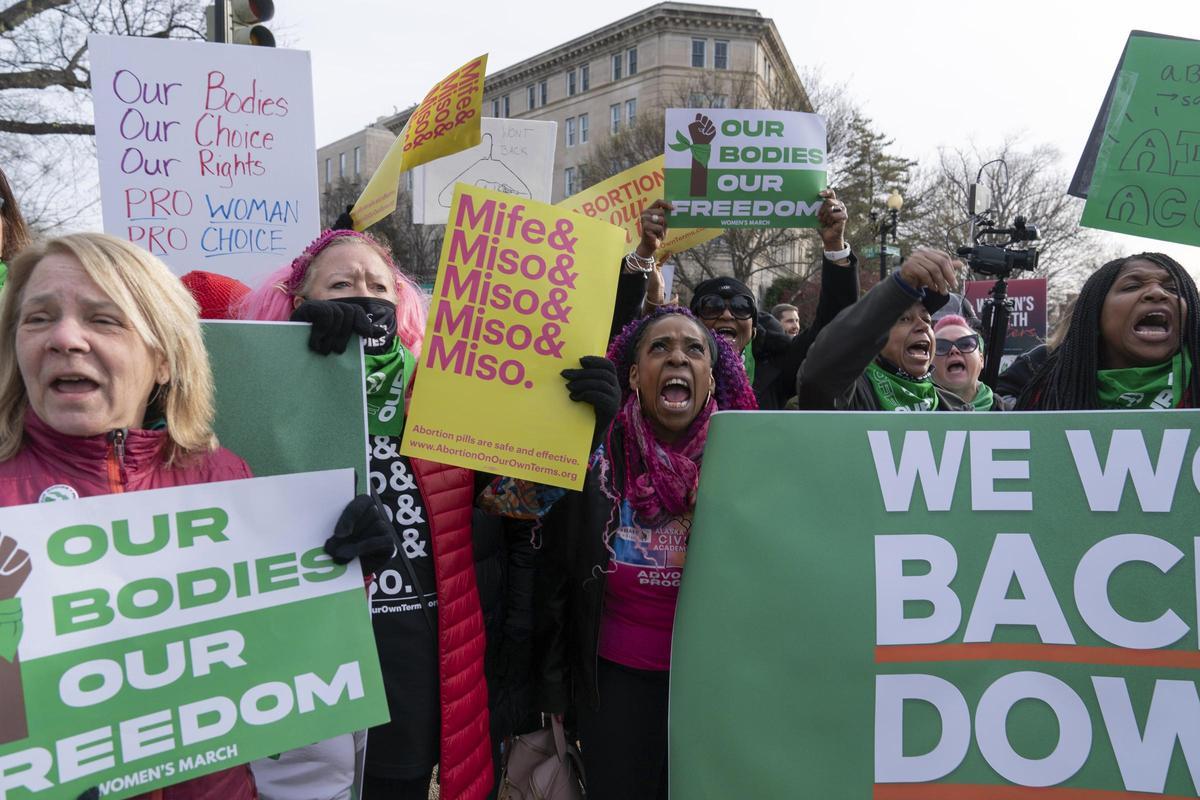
[411,118,556,225]
[353,55,487,230]
[1079,31,1200,246]
[964,277,1048,371]
[671,410,1200,799]
[402,184,624,488]
[0,470,387,799]
[557,155,721,259]
[89,35,319,285]
[663,109,826,228]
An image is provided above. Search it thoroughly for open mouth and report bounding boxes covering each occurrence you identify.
[906,340,931,359]
[51,375,99,394]
[660,377,693,411]
[1133,310,1172,342]
[944,355,967,376]
[713,325,738,341]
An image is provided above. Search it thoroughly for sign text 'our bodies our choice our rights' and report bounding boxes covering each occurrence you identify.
[402,183,623,489]
[868,423,1200,794]
[89,35,318,284]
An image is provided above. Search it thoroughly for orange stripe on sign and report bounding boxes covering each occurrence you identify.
[874,783,1197,800]
[875,643,1200,669]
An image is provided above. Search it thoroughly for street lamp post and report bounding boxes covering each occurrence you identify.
[873,189,904,282]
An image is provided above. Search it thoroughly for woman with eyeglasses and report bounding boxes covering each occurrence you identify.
[931,315,1002,410]
[796,249,983,411]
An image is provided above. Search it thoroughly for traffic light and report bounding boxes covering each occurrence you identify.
[206,0,275,47]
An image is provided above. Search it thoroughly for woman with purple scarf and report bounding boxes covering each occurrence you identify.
[487,306,756,799]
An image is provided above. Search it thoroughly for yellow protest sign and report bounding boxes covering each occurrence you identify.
[352,54,487,230]
[557,155,722,260]
[402,184,625,489]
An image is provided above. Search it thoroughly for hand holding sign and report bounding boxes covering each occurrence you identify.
[637,199,674,258]
[899,248,961,296]
[817,189,848,251]
[561,355,621,452]
[0,534,31,599]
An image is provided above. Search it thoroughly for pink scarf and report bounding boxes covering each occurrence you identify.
[617,391,717,522]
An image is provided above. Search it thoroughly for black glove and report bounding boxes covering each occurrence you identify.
[77,790,99,800]
[325,495,398,575]
[561,355,620,451]
[290,299,380,355]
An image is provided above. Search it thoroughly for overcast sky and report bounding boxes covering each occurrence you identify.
[280,0,1200,271]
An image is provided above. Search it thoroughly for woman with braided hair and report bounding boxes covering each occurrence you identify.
[1015,253,1198,410]
[486,306,756,800]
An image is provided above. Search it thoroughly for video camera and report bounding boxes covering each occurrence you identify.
[957,209,1040,277]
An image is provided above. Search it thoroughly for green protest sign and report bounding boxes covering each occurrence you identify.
[0,469,387,799]
[1080,32,1200,247]
[671,410,1200,798]
[663,109,826,228]
[204,321,368,482]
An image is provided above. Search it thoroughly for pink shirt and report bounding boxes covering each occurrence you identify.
[597,502,691,671]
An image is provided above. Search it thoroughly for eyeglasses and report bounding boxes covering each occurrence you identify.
[935,334,982,356]
[696,293,755,321]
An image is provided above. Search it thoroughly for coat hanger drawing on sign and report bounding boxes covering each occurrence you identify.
[438,133,533,207]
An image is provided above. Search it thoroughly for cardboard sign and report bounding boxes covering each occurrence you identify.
[401,184,625,489]
[89,35,319,285]
[663,109,826,228]
[1079,32,1200,246]
[671,410,1200,799]
[0,470,388,799]
[557,155,721,258]
[353,55,487,231]
[411,118,557,225]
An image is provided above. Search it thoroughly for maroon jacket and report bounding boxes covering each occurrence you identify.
[0,411,257,800]
[410,457,493,800]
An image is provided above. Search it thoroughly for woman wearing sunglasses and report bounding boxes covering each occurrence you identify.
[796,249,983,411]
[931,315,1002,410]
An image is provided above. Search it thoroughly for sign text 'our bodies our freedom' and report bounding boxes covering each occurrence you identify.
[401,184,623,489]
[663,109,826,228]
[670,412,1200,799]
[89,35,319,284]
[0,470,386,800]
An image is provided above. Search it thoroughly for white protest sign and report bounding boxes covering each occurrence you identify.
[89,35,319,284]
[410,117,556,224]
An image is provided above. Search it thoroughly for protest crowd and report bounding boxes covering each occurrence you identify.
[0,22,1196,800]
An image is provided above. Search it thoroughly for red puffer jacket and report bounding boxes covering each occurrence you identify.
[410,457,493,800]
[0,411,258,800]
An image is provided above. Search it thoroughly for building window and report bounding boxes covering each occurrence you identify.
[610,103,620,134]
[691,38,706,68]
[714,40,729,70]
[324,158,331,187]
[764,59,773,87]
[612,52,622,81]
[564,167,577,196]
[538,81,547,106]
[579,113,589,143]
[713,95,728,108]
[626,99,636,125]
[581,63,590,91]
[404,171,413,193]
[567,70,576,96]
[528,84,536,109]
[338,152,345,179]
[627,47,638,76]
[491,98,500,117]
[566,117,576,147]
[502,94,511,117]
[354,146,362,177]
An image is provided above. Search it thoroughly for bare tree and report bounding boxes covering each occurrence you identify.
[0,0,203,230]
[320,179,443,285]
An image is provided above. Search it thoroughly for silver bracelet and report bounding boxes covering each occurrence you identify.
[624,251,656,273]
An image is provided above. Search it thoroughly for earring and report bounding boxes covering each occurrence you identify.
[635,387,642,408]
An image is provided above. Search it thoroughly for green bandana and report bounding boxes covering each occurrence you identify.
[971,382,995,412]
[865,362,940,411]
[669,131,712,165]
[742,345,756,385]
[364,337,414,436]
[0,597,22,663]
[1096,351,1191,410]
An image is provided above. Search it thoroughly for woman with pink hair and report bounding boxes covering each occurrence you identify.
[241,229,502,800]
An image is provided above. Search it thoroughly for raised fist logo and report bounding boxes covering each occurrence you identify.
[670,113,718,197]
[0,533,32,745]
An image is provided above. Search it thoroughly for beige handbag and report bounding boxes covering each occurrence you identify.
[498,716,586,800]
